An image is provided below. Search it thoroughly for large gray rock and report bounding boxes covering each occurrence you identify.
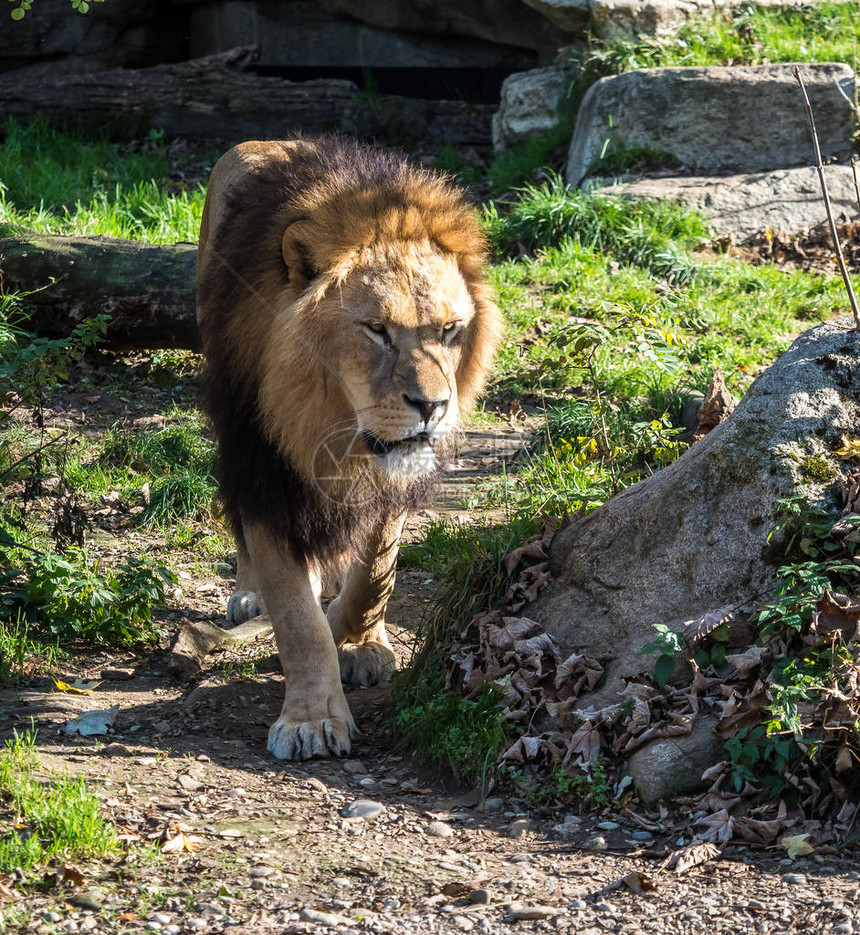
[189,0,567,70]
[492,65,570,151]
[591,0,807,41]
[591,166,860,241]
[521,0,590,31]
[566,64,856,187]
[524,0,850,40]
[627,715,724,804]
[528,320,860,709]
[0,0,166,76]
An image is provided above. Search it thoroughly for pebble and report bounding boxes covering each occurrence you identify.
[597,821,620,830]
[101,667,135,680]
[178,774,202,792]
[508,904,561,921]
[101,742,133,757]
[469,889,491,905]
[584,834,608,850]
[135,757,157,766]
[507,819,530,838]
[427,821,454,838]
[43,914,62,925]
[342,799,385,819]
[152,915,171,925]
[343,759,368,775]
[481,797,504,812]
[164,928,180,935]
[783,873,808,884]
[145,924,161,932]
[747,900,767,911]
[249,866,277,878]
[631,830,653,841]
[299,908,352,927]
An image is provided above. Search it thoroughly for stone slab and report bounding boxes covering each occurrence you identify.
[566,64,855,187]
[590,166,860,241]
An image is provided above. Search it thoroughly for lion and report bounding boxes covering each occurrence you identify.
[196,136,503,761]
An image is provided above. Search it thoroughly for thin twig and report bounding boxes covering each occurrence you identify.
[852,159,860,217]
[794,66,860,332]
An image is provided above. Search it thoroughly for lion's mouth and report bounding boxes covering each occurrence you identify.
[363,431,433,458]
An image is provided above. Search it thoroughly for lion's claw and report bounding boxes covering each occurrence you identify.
[226,590,263,625]
[267,715,354,760]
[339,641,397,687]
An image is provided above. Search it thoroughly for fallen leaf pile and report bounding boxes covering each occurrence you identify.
[443,469,860,847]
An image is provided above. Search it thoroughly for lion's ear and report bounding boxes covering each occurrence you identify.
[281,220,319,285]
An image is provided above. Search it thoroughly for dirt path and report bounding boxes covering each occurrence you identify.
[4,425,859,934]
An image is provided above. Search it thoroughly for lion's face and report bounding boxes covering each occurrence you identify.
[317,245,474,480]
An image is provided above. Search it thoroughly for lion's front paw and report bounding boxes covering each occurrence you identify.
[339,641,397,687]
[226,589,263,625]
[267,715,354,760]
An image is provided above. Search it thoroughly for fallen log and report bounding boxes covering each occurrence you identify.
[0,232,199,349]
[168,615,274,681]
[0,46,494,149]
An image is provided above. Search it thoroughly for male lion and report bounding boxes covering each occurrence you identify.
[196,137,503,760]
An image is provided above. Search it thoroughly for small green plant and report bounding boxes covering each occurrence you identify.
[0,547,174,645]
[641,623,685,688]
[517,755,612,807]
[0,728,118,871]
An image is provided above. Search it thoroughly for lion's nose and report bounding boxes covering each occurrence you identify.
[403,394,448,425]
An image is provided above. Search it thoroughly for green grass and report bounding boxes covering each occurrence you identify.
[581,2,860,74]
[65,408,217,528]
[0,119,206,243]
[0,728,118,871]
[394,516,539,779]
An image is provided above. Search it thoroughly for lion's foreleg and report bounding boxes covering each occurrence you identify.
[327,511,406,687]
[243,520,357,760]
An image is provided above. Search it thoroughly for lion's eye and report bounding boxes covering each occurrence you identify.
[442,321,462,342]
[363,321,391,345]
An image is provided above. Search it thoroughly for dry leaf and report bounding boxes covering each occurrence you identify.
[161,832,203,854]
[59,864,85,887]
[780,833,814,858]
[809,589,860,644]
[54,679,100,695]
[725,646,763,675]
[683,607,735,646]
[694,809,734,843]
[692,370,738,442]
[660,842,721,874]
[621,870,656,894]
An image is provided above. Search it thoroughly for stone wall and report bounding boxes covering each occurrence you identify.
[1,0,568,76]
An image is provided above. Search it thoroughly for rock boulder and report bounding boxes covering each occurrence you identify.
[492,65,571,151]
[590,166,860,241]
[565,64,856,187]
[528,320,860,709]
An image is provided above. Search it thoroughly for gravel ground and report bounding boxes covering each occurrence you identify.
[5,650,859,935]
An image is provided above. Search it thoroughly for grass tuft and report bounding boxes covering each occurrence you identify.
[0,728,118,871]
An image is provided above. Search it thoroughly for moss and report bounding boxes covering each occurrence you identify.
[800,455,838,483]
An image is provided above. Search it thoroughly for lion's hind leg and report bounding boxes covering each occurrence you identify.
[326,513,405,687]
[225,544,266,626]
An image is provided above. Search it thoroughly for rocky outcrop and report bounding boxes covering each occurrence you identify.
[2,0,568,77]
[492,65,571,151]
[591,166,860,242]
[524,0,853,40]
[566,64,855,187]
[527,320,860,710]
